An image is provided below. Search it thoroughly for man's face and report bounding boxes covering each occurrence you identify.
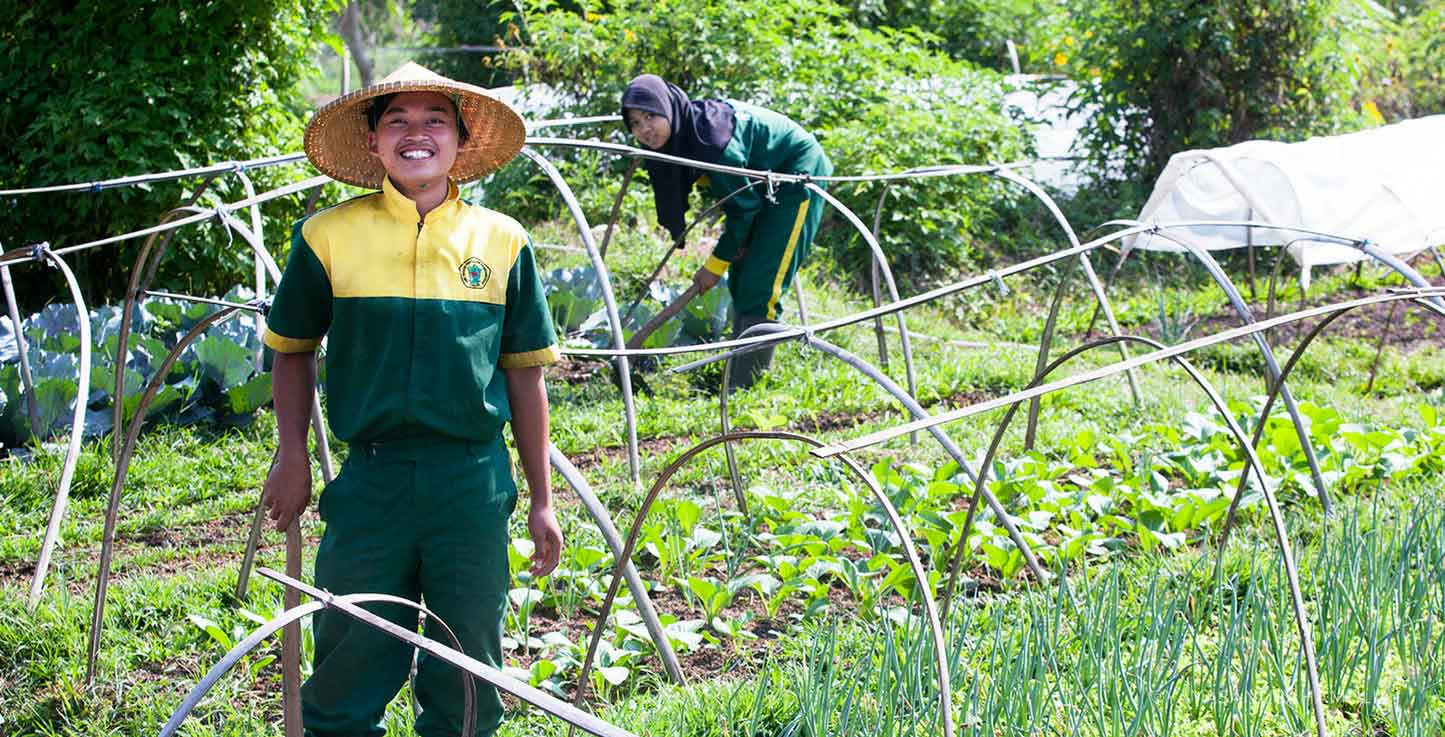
[625,108,672,151]
[368,91,461,192]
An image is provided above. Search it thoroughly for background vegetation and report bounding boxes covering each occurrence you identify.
[4,1,1445,735]
[3,0,1442,297]
[0,0,342,303]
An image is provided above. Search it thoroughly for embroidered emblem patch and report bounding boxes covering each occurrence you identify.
[459,257,491,289]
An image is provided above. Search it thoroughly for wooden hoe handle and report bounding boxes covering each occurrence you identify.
[626,284,702,350]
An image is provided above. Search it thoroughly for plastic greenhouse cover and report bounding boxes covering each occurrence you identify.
[1127,115,1445,288]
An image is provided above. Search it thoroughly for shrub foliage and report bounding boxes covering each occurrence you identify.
[1056,0,1375,187]
[0,0,340,304]
[498,0,1029,288]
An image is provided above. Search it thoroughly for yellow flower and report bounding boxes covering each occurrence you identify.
[1054,52,1069,67]
[585,10,601,21]
[1064,35,1075,47]
[1083,29,1093,39]
[624,28,635,42]
[1363,100,1385,125]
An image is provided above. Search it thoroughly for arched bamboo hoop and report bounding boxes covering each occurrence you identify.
[517,147,642,486]
[86,305,244,683]
[570,430,955,737]
[15,245,92,612]
[932,332,1324,737]
[716,322,1049,582]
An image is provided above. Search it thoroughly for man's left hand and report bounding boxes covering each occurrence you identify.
[528,503,563,576]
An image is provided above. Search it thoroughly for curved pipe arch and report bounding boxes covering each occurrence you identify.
[547,445,684,683]
[18,247,92,612]
[525,136,1006,185]
[869,183,896,366]
[816,287,1445,454]
[568,222,1165,363]
[539,139,921,463]
[1217,292,1445,564]
[1096,217,1445,502]
[161,591,477,737]
[573,430,955,737]
[716,322,1048,582]
[87,304,246,683]
[107,189,337,608]
[1130,225,1331,513]
[232,168,269,372]
[803,183,919,415]
[992,168,1141,404]
[27,176,334,648]
[111,180,226,464]
[1096,218,1445,311]
[518,147,642,485]
[938,332,1326,737]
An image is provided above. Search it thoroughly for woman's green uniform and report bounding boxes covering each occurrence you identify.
[698,101,832,385]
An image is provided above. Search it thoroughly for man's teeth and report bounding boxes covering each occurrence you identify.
[401,150,433,160]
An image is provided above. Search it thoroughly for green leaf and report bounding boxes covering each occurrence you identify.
[672,499,702,533]
[187,614,232,650]
[193,336,255,391]
[509,587,543,609]
[597,665,629,686]
[226,374,272,414]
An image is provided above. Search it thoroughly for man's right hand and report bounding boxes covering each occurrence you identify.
[262,452,312,531]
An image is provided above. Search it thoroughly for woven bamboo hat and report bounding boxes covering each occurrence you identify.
[304,62,525,189]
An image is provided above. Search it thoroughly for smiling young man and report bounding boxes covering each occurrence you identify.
[260,62,561,737]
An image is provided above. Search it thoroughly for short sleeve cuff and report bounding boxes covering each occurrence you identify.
[263,328,322,354]
[500,344,561,369]
[703,256,731,277]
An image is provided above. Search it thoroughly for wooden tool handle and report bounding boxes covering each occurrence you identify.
[282,520,303,737]
[626,284,702,350]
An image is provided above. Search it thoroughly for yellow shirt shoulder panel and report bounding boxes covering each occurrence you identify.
[297,196,526,304]
[299,193,390,296]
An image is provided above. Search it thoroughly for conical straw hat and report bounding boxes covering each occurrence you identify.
[304,62,525,189]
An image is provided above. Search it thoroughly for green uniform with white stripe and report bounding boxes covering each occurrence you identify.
[698,101,831,386]
[263,178,559,737]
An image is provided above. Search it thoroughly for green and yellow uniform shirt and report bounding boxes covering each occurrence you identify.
[262,178,559,444]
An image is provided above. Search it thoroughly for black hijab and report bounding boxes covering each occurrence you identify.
[621,74,735,241]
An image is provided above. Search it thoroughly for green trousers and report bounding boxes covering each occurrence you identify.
[726,181,828,322]
[303,436,516,737]
[725,181,827,389]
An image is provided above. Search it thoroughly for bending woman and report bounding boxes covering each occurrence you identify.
[621,74,832,389]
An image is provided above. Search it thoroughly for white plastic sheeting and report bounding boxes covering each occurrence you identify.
[1003,75,1090,195]
[1128,115,1445,287]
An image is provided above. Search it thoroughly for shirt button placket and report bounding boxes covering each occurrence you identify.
[409,221,423,421]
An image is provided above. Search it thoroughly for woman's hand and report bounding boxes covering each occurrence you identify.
[692,266,721,293]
